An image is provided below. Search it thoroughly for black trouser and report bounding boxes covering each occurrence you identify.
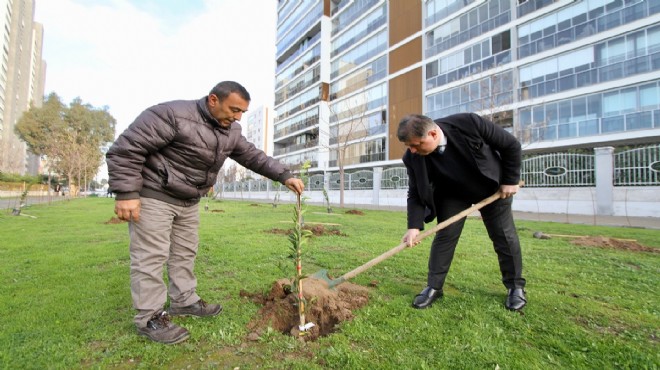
[427,196,525,290]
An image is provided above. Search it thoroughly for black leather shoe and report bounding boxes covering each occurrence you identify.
[505,288,527,311]
[412,286,443,309]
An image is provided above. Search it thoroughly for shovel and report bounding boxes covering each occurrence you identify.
[311,190,504,288]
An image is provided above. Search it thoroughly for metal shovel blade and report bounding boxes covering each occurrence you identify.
[310,269,346,289]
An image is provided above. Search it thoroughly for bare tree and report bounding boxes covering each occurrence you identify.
[321,92,376,208]
[461,70,515,130]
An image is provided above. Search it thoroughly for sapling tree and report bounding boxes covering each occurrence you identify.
[284,160,315,335]
[271,180,281,208]
[322,188,332,213]
[288,193,313,335]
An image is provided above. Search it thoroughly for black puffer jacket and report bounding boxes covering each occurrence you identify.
[106,97,293,206]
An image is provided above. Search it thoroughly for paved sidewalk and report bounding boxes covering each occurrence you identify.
[511,211,659,229]
[309,201,660,230]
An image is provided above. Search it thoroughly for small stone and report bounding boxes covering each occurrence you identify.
[247,332,260,341]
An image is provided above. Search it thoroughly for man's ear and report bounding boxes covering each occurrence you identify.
[208,94,218,106]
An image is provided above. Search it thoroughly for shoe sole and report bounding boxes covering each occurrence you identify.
[138,330,190,345]
[412,295,442,309]
[169,307,223,317]
[412,305,430,309]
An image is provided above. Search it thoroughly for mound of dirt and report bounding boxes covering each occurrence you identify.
[345,210,364,215]
[104,217,126,224]
[307,224,346,236]
[242,277,369,341]
[210,209,225,213]
[570,236,657,253]
[265,225,346,237]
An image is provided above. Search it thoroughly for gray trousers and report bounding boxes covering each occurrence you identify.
[129,197,201,327]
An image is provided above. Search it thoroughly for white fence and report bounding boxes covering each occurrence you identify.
[219,145,660,218]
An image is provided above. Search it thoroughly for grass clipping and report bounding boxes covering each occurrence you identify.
[243,277,369,341]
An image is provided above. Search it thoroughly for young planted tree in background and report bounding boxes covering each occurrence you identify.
[462,70,515,131]
[271,180,281,207]
[325,94,373,208]
[322,188,332,213]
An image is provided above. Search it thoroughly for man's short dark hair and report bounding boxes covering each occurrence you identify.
[397,114,437,142]
[209,81,251,102]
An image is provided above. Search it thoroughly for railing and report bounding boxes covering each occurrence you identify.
[308,174,325,191]
[521,152,595,187]
[222,144,660,191]
[381,167,409,189]
[614,144,660,185]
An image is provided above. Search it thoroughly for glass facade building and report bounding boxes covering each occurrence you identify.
[274,0,660,172]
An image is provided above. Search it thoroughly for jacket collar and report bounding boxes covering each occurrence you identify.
[196,96,229,133]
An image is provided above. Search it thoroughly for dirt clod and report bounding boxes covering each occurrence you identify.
[570,236,657,253]
[345,210,364,215]
[104,217,125,224]
[243,278,369,341]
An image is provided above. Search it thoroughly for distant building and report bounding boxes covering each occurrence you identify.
[273,0,660,173]
[0,0,46,175]
[243,105,274,179]
[245,105,273,155]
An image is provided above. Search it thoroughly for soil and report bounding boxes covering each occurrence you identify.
[265,224,347,237]
[104,217,126,224]
[345,209,364,215]
[242,277,370,341]
[570,236,658,253]
[210,209,225,213]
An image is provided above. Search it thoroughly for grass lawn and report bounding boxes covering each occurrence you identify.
[0,197,658,369]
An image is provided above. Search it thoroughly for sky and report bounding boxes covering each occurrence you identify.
[34,0,278,138]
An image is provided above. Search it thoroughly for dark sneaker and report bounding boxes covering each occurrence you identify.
[169,299,222,317]
[137,311,190,344]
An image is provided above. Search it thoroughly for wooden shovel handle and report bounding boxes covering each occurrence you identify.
[340,190,503,282]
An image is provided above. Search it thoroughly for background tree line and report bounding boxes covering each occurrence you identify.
[15,92,116,196]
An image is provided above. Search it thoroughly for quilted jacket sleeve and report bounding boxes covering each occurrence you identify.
[106,104,177,200]
[229,127,293,184]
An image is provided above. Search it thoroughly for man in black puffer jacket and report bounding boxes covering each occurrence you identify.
[107,81,304,344]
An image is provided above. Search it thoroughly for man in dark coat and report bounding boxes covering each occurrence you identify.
[397,113,526,311]
[107,81,304,344]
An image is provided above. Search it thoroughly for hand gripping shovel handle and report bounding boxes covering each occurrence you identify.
[339,190,504,283]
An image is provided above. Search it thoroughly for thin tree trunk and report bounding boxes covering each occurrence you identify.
[47,171,52,205]
[339,150,345,208]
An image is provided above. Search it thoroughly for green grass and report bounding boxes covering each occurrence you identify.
[0,198,658,369]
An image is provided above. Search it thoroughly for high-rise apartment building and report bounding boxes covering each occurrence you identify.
[245,105,273,156]
[0,0,45,175]
[274,0,660,173]
[243,105,274,179]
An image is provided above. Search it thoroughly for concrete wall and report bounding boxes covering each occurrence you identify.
[219,185,660,218]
